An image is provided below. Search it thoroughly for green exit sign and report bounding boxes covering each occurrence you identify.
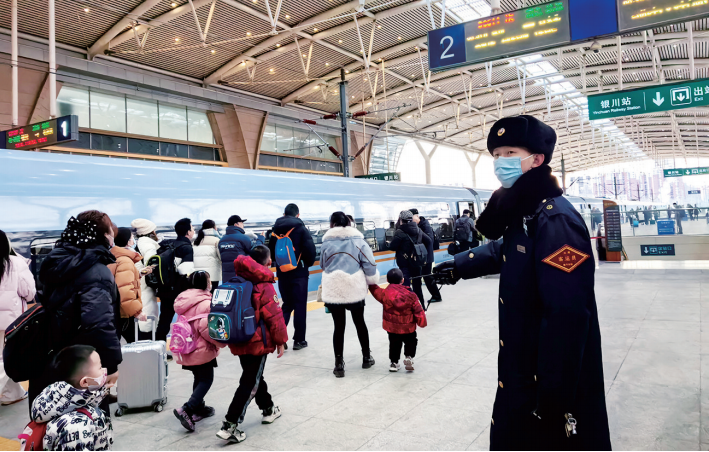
[589,79,709,120]
[663,167,709,178]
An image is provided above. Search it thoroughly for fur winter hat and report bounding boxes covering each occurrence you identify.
[131,218,156,236]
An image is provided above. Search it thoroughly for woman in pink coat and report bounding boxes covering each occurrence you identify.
[0,230,36,405]
[172,270,225,432]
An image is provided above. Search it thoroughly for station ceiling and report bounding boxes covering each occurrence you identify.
[2,0,709,172]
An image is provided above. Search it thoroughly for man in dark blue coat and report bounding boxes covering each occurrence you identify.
[410,209,442,303]
[434,115,611,451]
[268,203,316,350]
[219,215,264,282]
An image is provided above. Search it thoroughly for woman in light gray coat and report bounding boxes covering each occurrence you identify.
[320,211,379,378]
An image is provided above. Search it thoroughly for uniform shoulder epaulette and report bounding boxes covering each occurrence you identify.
[538,197,564,217]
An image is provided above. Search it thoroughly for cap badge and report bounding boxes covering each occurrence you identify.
[497,128,505,136]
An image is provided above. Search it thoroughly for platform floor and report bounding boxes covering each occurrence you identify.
[2,261,709,450]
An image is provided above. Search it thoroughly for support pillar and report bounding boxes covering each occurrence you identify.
[561,155,567,194]
[464,152,482,187]
[11,0,18,126]
[490,0,501,15]
[339,68,350,178]
[48,0,57,118]
[414,141,437,184]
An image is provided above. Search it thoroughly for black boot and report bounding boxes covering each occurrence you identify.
[334,356,345,378]
[362,352,375,369]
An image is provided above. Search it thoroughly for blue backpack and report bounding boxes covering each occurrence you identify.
[208,277,265,345]
[273,228,299,272]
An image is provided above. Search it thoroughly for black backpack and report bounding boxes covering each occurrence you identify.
[145,240,188,292]
[454,218,470,243]
[405,230,427,267]
[432,228,440,251]
[3,304,54,382]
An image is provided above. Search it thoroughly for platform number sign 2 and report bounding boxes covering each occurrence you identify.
[428,24,466,70]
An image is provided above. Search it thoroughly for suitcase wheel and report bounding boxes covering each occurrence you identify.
[115,407,125,417]
[154,403,164,413]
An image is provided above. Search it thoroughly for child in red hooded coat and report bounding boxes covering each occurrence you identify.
[216,245,288,444]
[369,268,427,372]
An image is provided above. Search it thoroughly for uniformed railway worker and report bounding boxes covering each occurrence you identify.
[433,115,611,451]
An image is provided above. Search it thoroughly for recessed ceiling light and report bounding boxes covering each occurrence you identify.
[285,14,290,18]
[325,62,330,66]
[338,39,343,43]
[276,43,281,47]
[314,27,318,31]
[377,24,382,29]
[170,1,177,6]
[211,49,216,53]
[241,61,246,66]
[352,95,355,98]
[269,68,274,72]
[175,37,180,42]
[302,53,307,57]
[345,70,350,73]
[397,36,402,40]
[314,86,319,90]
[83,7,89,12]
[364,77,367,80]
[246,32,251,36]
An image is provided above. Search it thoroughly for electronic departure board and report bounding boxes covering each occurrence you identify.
[429,0,571,71]
[618,0,709,33]
[3,115,78,150]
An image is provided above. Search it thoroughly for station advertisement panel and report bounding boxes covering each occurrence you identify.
[428,0,571,71]
[618,0,709,33]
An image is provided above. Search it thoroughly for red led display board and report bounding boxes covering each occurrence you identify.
[3,115,78,150]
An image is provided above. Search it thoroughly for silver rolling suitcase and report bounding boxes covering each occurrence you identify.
[115,315,168,416]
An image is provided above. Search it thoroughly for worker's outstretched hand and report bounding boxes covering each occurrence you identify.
[432,260,459,285]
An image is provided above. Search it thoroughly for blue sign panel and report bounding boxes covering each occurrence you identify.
[689,190,701,195]
[569,0,618,41]
[657,219,675,235]
[428,24,467,72]
[640,244,675,256]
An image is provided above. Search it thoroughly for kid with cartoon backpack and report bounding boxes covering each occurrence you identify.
[215,245,288,444]
[171,271,226,432]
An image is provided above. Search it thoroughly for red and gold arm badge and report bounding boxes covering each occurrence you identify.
[542,245,589,273]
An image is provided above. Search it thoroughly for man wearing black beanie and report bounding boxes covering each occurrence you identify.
[433,115,610,451]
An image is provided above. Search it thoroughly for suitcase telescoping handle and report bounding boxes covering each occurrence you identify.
[134,315,158,342]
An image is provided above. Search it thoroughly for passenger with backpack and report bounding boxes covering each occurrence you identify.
[268,203,316,351]
[319,211,379,378]
[131,219,160,338]
[29,211,121,417]
[409,209,442,304]
[171,271,226,432]
[151,218,195,343]
[23,345,113,451]
[388,210,431,309]
[216,246,287,444]
[454,209,478,251]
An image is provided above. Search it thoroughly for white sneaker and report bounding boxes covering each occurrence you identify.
[389,362,400,372]
[0,391,28,406]
[404,356,414,371]
[262,406,282,424]
[216,421,246,443]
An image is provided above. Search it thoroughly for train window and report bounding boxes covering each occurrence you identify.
[433,218,454,241]
[355,221,378,252]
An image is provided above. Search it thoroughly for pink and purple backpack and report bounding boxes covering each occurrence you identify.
[169,314,208,356]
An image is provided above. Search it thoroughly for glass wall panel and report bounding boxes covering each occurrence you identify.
[262,124,276,153]
[187,110,213,144]
[160,142,188,158]
[57,86,90,128]
[292,129,310,156]
[275,125,294,152]
[92,134,127,152]
[128,138,160,155]
[259,154,278,167]
[159,104,187,141]
[90,91,126,133]
[126,98,159,137]
[62,132,91,149]
[189,145,215,161]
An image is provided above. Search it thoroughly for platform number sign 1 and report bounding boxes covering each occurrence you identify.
[2,115,78,151]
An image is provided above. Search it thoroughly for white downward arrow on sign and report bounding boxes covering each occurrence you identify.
[653,92,665,106]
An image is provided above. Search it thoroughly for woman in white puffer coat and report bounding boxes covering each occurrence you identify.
[193,219,222,292]
[131,219,161,336]
[0,230,35,405]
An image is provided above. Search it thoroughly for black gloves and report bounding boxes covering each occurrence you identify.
[432,260,459,285]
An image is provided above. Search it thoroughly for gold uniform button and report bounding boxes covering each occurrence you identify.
[498,381,503,388]
[469,252,475,259]
[542,199,547,203]
[534,375,537,381]
[546,205,553,210]
[503,255,506,262]
[500,340,504,347]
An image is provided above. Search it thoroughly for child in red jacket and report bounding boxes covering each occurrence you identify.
[369,268,427,372]
[216,246,288,444]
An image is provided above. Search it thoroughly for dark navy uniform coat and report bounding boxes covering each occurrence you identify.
[454,196,611,451]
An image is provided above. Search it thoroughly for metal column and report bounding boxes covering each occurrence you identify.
[49,0,57,118]
[561,155,567,195]
[339,68,350,178]
[11,0,18,126]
